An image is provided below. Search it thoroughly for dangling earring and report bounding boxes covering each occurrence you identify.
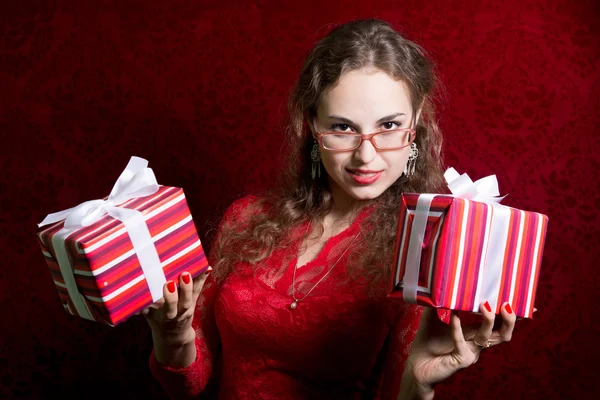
[311,141,321,179]
[404,142,419,177]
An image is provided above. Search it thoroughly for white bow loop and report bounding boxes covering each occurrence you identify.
[38,156,159,229]
[444,167,506,203]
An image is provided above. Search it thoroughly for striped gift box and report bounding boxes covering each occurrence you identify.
[390,193,548,318]
[37,185,209,326]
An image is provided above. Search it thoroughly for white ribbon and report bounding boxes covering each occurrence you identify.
[403,168,510,312]
[39,156,166,322]
[403,194,436,304]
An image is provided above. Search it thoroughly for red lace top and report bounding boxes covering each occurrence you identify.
[149,196,423,399]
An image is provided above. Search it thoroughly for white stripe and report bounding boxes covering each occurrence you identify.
[87,274,145,302]
[508,210,526,304]
[74,190,174,244]
[78,248,137,277]
[79,193,185,254]
[87,239,202,302]
[450,200,470,309]
[55,280,67,288]
[160,239,201,271]
[525,214,544,317]
[42,250,53,258]
[408,210,444,218]
[75,214,193,277]
[472,204,493,311]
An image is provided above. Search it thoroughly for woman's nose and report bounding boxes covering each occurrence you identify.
[353,138,377,164]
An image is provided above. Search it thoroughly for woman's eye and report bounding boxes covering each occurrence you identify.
[382,121,401,130]
[331,123,351,132]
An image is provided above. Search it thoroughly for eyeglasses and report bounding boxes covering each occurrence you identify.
[315,128,416,151]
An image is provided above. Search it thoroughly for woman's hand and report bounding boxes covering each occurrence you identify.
[403,301,517,398]
[138,267,212,364]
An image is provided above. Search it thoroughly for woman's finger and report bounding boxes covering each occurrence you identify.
[448,311,479,368]
[178,272,194,315]
[449,311,467,351]
[192,266,212,301]
[497,302,517,342]
[473,301,494,348]
[163,280,179,320]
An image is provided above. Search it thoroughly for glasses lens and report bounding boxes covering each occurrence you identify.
[322,134,361,150]
[373,130,411,148]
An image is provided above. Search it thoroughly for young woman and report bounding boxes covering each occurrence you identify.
[142,19,516,399]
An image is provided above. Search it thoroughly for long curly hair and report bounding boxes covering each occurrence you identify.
[210,19,446,291]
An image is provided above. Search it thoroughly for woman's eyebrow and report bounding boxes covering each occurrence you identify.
[326,112,407,125]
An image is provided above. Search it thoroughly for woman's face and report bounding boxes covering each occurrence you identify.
[314,67,418,205]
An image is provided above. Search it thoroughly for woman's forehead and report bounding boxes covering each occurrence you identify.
[318,68,413,121]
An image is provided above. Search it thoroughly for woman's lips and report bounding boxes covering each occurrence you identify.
[347,169,383,185]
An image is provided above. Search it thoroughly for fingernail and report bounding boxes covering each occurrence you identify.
[167,281,176,293]
[533,307,538,313]
[182,272,191,284]
[504,303,513,314]
[484,301,492,313]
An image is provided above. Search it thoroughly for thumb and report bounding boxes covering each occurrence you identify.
[192,266,213,299]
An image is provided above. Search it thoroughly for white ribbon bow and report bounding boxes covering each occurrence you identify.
[403,167,509,314]
[443,167,506,203]
[38,156,159,229]
[38,156,165,324]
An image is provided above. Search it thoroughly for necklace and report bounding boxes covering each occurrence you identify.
[290,231,360,310]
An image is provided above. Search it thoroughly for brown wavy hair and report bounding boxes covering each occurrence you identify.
[210,19,446,291]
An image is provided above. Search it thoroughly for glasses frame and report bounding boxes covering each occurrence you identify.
[315,128,417,152]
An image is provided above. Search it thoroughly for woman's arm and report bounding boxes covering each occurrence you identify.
[148,271,222,399]
[146,195,259,398]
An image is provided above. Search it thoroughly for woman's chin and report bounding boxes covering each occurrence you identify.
[345,186,386,202]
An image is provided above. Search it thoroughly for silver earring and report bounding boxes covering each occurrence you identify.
[404,142,418,177]
[311,141,321,179]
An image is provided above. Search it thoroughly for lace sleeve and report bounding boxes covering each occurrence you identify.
[378,303,423,399]
[148,195,260,398]
[148,272,221,399]
[378,306,452,399]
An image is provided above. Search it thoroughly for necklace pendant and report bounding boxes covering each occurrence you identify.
[290,301,297,310]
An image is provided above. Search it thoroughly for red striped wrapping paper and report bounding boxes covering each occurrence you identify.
[389,193,548,318]
[37,185,209,326]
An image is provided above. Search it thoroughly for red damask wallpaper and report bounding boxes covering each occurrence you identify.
[1,0,598,398]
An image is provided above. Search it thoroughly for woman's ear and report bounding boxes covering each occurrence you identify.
[305,112,317,140]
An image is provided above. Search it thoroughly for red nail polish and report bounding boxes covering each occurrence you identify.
[505,303,513,314]
[484,301,492,313]
[167,281,176,293]
[182,273,191,284]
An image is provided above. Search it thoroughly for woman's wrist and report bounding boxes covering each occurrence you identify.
[398,361,435,400]
[151,327,197,368]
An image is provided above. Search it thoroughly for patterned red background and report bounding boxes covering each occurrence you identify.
[1,1,598,398]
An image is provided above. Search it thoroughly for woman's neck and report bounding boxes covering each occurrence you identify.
[327,181,366,223]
